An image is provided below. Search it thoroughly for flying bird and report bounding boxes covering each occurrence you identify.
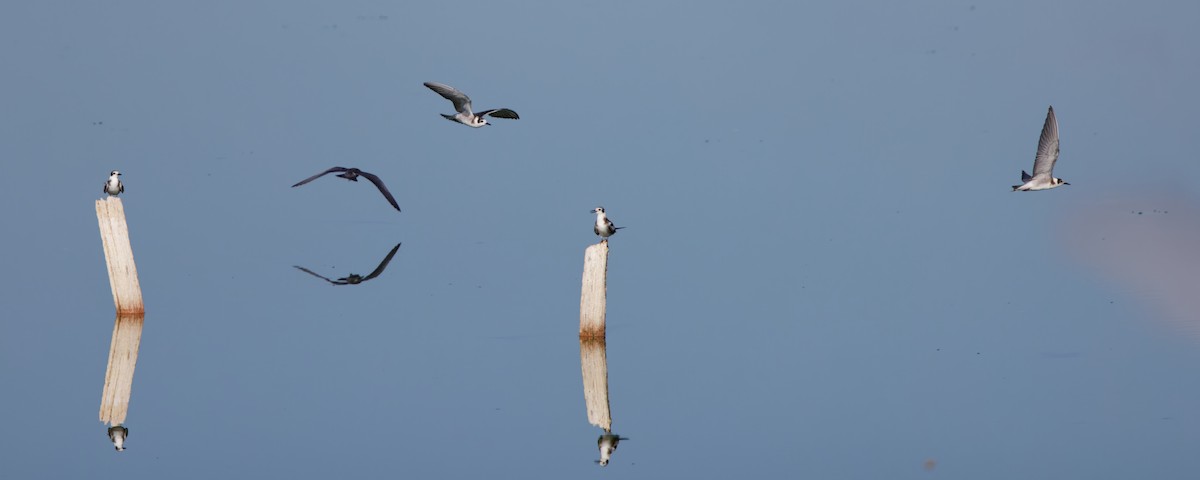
[591,206,623,241]
[1013,106,1070,191]
[103,170,123,196]
[107,425,128,452]
[291,167,400,211]
[294,243,402,286]
[423,81,519,128]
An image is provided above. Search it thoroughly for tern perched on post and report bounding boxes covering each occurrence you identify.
[423,81,519,128]
[592,207,623,241]
[104,170,124,196]
[1012,106,1070,191]
[291,167,401,212]
[107,425,128,451]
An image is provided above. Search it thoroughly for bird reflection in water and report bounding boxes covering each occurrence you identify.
[107,425,128,451]
[294,243,402,285]
[596,432,628,466]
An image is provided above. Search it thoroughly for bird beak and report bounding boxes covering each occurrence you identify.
[1063,182,1070,185]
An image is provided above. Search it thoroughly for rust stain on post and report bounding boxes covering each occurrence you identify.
[99,313,144,426]
[95,197,144,314]
[579,241,609,337]
[580,337,612,431]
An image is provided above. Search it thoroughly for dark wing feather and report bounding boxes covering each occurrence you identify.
[293,265,339,285]
[292,167,349,187]
[478,108,519,120]
[357,170,401,211]
[362,243,402,281]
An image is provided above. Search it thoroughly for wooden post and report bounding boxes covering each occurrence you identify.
[580,337,611,432]
[579,241,609,337]
[95,197,144,314]
[99,313,145,426]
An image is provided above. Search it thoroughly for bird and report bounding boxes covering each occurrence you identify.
[592,207,623,241]
[103,170,123,196]
[1013,106,1069,191]
[291,167,400,211]
[294,243,402,286]
[595,433,628,467]
[423,81,519,128]
[107,425,128,452]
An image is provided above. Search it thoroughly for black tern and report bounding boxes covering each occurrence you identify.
[104,170,123,196]
[423,81,519,128]
[1013,106,1069,191]
[591,207,623,241]
[107,425,128,452]
[595,433,628,467]
[291,167,400,211]
[294,243,402,286]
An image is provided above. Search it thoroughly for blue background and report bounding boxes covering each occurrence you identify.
[2,1,1200,478]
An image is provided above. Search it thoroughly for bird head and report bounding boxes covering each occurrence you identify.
[592,207,605,214]
[110,170,121,176]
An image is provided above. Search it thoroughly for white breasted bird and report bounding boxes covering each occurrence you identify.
[592,206,623,241]
[423,81,519,128]
[107,425,128,451]
[595,433,628,467]
[1012,106,1069,191]
[104,170,124,196]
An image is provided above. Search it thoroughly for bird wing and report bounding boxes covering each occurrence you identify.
[362,243,402,281]
[292,167,349,187]
[424,82,473,115]
[357,170,401,211]
[293,265,339,284]
[478,108,519,120]
[1031,106,1059,178]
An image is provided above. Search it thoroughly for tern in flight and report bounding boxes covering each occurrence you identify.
[294,243,402,286]
[423,81,519,128]
[291,167,400,211]
[1012,106,1070,191]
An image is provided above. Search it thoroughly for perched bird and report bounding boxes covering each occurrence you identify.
[103,170,124,196]
[595,433,628,467]
[423,81,519,128]
[1013,106,1069,191]
[294,243,402,286]
[107,425,128,452]
[592,206,623,241]
[291,167,400,211]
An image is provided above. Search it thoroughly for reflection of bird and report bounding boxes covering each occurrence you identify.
[423,82,519,128]
[104,170,124,196]
[294,243,402,286]
[591,207,623,241]
[107,425,128,451]
[595,433,628,467]
[1013,106,1069,191]
[291,167,400,211]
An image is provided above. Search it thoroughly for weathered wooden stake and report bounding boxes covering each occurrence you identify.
[579,241,609,337]
[580,337,611,432]
[95,197,144,314]
[99,313,145,426]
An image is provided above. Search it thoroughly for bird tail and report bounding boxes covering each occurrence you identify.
[1012,185,1022,191]
[440,114,457,122]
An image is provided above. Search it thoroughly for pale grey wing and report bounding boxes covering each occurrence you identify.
[357,171,401,211]
[423,82,473,115]
[292,167,348,187]
[293,265,339,284]
[362,243,402,281]
[1031,106,1059,177]
[477,108,519,120]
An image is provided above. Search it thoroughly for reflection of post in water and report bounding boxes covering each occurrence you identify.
[95,197,144,314]
[580,337,628,466]
[579,241,609,337]
[99,313,144,451]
